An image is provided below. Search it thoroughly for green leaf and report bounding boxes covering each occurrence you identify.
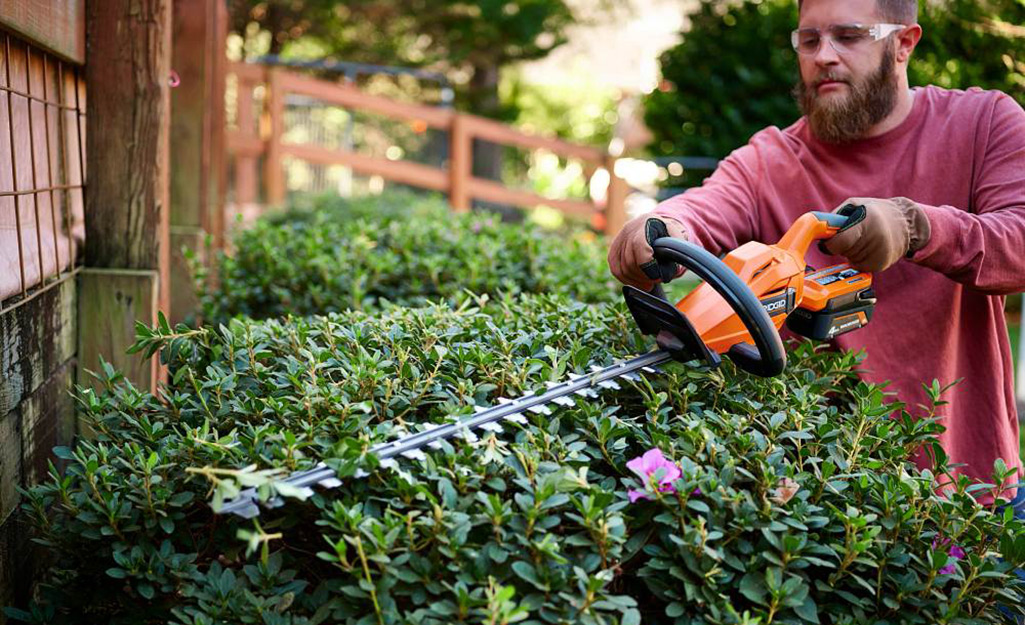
[795,596,820,623]
[739,572,767,606]
[511,561,547,590]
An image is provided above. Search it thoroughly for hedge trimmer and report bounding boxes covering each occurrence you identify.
[217,207,876,517]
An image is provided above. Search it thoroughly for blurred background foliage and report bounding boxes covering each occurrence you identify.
[644,0,1025,161]
[227,0,617,123]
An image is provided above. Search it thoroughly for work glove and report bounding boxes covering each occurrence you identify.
[822,197,931,273]
[608,214,688,291]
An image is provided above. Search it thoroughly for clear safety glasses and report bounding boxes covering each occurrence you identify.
[791,23,906,56]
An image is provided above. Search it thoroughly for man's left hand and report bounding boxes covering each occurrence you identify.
[822,197,932,273]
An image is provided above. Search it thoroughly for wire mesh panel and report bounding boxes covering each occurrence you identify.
[0,30,86,313]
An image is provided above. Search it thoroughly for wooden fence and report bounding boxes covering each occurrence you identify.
[225,62,629,234]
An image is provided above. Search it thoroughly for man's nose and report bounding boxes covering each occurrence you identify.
[813,37,841,66]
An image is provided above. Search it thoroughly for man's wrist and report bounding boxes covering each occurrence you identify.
[893,197,931,258]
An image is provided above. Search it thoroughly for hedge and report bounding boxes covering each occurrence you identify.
[194,191,615,324]
[12,293,1025,624]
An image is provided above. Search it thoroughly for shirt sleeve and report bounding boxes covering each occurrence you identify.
[651,140,764,257]
[911,93,1025,295]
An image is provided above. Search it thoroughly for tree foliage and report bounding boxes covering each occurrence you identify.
[229,0,578,119]
[644,0,1025,160]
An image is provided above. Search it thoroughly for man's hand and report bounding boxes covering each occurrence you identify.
[607,214,688,290]
[822,197,931,273]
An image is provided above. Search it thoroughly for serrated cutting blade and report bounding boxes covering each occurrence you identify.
[216,349,674,517]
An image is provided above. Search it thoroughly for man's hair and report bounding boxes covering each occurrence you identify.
[797,0,918,24]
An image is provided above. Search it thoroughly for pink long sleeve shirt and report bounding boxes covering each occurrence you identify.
[653,86,1025,498]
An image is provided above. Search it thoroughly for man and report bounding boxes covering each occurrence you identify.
[608,0,1025,503]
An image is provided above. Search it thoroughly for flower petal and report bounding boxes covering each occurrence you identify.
[628,490,650,503]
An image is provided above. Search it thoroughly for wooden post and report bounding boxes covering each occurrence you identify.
[82,0,172,392]
[169,0,227,324]
[264,67,286,206]
[604,156,629,236]
[449,114,471,212]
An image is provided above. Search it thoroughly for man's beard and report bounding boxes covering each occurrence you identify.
[794,44,899,144]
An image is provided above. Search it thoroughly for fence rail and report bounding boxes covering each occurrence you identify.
[225,62,628,233]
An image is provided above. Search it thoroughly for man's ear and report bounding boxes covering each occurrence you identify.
[895,24,922,63]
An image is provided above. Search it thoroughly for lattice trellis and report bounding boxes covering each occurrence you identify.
[0,30,86,315]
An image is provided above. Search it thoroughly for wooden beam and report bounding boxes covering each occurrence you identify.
[264,67,285,206]
[604,156,629,236]
[466,177,596,218]
[0,1,85,64]
[462,115,605,164]
[449,115,471,212]
[170,0,226,323]
[226,132,265,156]
[282,143,449,192]
[84,0,172,391]
[227,60,265,83]
[78,269,160,397]
[276,70,455,130]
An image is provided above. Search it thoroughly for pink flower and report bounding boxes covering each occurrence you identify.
[626,448,681,503]
[932,536,965,575]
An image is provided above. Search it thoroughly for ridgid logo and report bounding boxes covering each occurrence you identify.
[760,289,794,316]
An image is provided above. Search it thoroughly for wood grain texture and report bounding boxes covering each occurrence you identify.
[0,359,76,619]
[0,0,85,64]
[169,0,226,323]
[77,268,159,397]
[84,0,172,316]
[0,277,76,417]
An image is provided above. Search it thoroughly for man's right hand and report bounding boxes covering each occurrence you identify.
[607,213,688,291]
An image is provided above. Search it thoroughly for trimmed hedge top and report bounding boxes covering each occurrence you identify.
[16,293,1025,625]
[195,191,615,324]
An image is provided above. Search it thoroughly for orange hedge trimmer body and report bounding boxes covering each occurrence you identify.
[626,207,876,376]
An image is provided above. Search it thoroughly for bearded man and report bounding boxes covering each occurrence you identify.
[608,0,1025,506]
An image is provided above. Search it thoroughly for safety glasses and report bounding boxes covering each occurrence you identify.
[791,23,906,56]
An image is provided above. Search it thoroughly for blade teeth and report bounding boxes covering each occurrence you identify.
[380,458,399,470]
[553,396,576,407]
[498,397,514,404]
[641,366,661,374]
[567,373,583,380]
[427,440,444,450]
[598,380,620,390]
[474,405,488,413]
[318,477,343,488]
[527,403,552,415]
[266,496,285,509]
[621,372,641,382]
[400,449,427,461]
[506,413,527,425]
[354,468,370,478]
[575,388,599,398]
[460,428,479,443]
[480,422,504,433]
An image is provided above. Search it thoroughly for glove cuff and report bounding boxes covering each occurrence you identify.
[894,197,931,258]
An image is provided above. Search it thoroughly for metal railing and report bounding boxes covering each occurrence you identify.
[0,30,86,315]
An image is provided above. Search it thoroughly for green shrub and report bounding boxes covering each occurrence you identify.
[197,191,615,324]
[14,293,1025,624]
